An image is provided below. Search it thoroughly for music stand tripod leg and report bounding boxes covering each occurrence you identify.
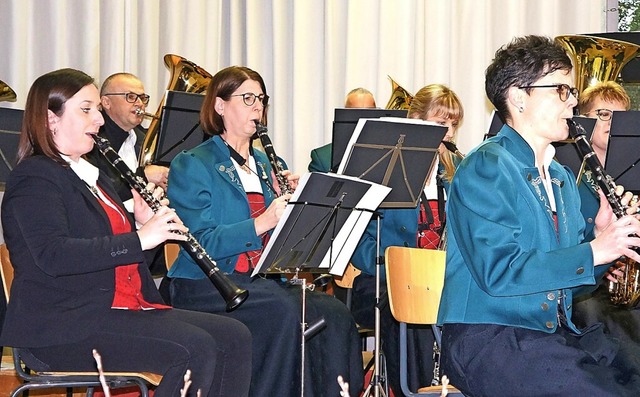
[362,214,387,397]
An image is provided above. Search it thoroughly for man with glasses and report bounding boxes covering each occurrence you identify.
[86,72,170,287]
[88,72,169,210]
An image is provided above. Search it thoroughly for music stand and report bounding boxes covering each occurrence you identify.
[154,90,206,165]
[331,108,408,173]
[0,107,23,187]
[252,172,390,397]
[338,117,448,208]
[483,110,504,140]
[337,117,446,397]
[605,110,640,194]
[554,116,597,180]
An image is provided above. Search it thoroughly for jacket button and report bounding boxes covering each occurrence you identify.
[219,165,225,171]
[587,217,594,224]
[576,267,584,275]
[400,226,407,232]
[541,302,549,311]
[547,292,556,300]
[546,321,554,329]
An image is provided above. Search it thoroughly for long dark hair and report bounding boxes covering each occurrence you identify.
[17,68,95,165]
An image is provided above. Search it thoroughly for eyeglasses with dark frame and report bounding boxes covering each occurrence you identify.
[583,108,613,122]
[518,84,579,102]
[230,93,269,107]
[103,92,151,105]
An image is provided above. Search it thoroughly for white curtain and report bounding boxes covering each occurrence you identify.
[0,0,608,173]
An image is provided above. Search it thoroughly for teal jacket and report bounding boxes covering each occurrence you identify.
[437,125,598,334]
[167,135,279,277]
[308,143,333,173]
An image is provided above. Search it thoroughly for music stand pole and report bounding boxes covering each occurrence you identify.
[362,214,387,397]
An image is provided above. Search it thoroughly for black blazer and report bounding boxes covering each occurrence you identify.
[0,155,164,348]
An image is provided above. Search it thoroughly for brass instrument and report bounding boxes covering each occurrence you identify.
[139,54,212,166]
[567,119,640,307]
[92,134,249,311]
[0,80,17,102]
[555,35,640,94]
[254,121,294,196]
[385,76,413,110]
[556,34,640,306]
[134,109,160,119]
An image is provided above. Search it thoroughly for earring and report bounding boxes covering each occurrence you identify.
[52,128,58,135]
[519,106,524,113]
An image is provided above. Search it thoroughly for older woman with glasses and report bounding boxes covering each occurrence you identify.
[166,65,364,397]
[437,35,640,396]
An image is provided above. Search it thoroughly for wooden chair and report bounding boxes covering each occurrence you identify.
[385,246,464,397]
[0,243,162,397]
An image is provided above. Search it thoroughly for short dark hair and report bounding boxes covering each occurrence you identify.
[200,66,268,136]
[485,35,572,123]
[17,68,96,165]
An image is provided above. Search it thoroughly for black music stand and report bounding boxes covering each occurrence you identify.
[605,110,640,194]
[554,116,597,180]
[0,107,23,186]
[154,90,206,165]
[252,172,390,397]
[331,108,408,173]
[338,117,447,208]
[337,117,446,397]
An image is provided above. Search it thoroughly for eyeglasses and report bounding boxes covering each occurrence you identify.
[584,108,613,122]
[518,84,579,102]
[103,92,151,105]
[230,93,269,107]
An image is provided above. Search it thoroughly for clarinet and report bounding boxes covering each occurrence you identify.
[254,121,294,196]
[567,119,626,217]
[567,118,640,307]
[92,134,248,311]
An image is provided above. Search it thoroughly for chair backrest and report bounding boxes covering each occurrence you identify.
[333,262,361,289]
[0,243,14,302]
[385,246,446,325]
[164,243,180,271]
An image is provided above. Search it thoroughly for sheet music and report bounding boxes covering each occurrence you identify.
[252,172,391,277]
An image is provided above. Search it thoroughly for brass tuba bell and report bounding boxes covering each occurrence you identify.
[555,35,640,94]
[385,76,413,110]
[139,54,212,165]
[0,80,17,103]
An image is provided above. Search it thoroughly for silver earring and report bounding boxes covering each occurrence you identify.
[519,106,524,113]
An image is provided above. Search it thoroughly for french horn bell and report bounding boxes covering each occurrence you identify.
[139,54,212,166]
[0,80,17,103]
[385,76,413,110]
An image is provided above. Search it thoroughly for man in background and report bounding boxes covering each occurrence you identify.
[308,87,376,172]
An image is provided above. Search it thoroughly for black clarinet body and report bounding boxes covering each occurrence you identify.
[567,118,640,307]
[92,135,248,311]
[254,121,293,196]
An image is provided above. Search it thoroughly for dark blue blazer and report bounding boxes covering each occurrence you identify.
[0,156,162,347]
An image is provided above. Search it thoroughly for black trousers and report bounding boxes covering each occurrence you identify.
[26,308,251,397]
[171,274,364,397]
[441,322,640,397]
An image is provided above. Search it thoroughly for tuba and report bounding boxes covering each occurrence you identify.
[139,54,212,166]
[385,76,413,110]
[555,35,640,94]
[0,80,17,102]
[555,35,640,307]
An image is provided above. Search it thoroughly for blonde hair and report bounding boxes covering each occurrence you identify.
[578,81,631,114]
[408,84,464,182]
